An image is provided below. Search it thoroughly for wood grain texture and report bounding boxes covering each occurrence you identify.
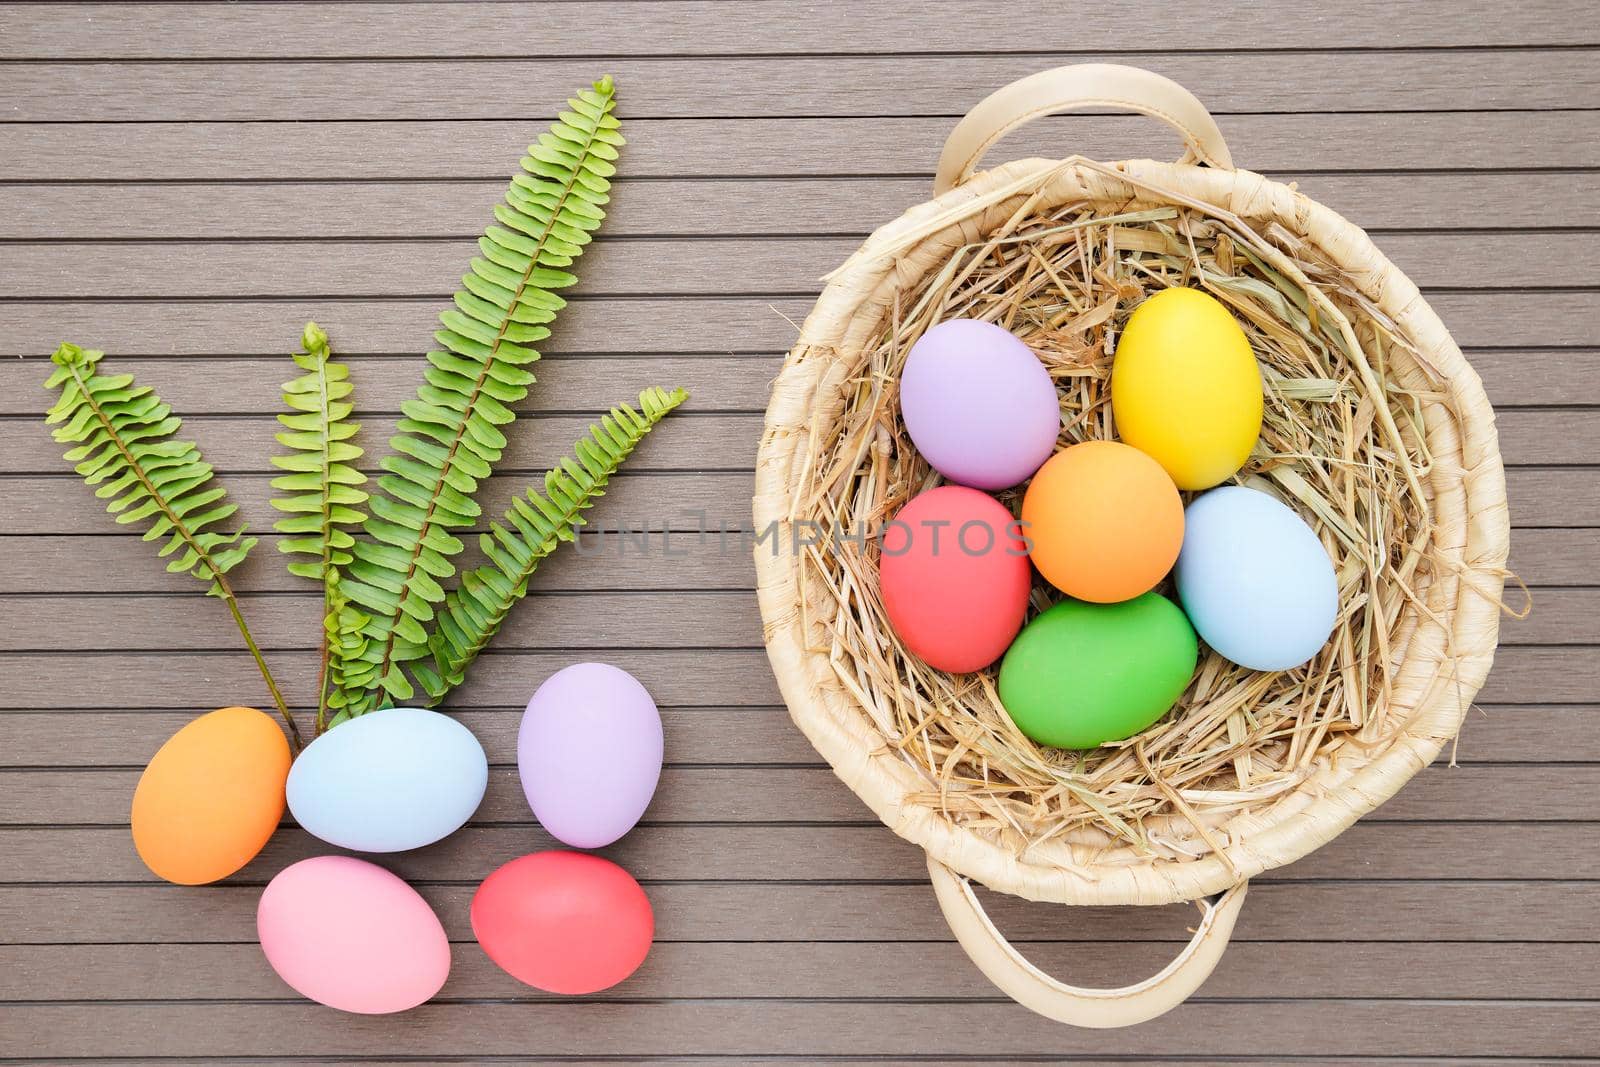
[8,51,1600,121]
[5,292,1594,356]
[6,232,1596,299]
[0,588,1589,652]
[5,880,1596,945]
[0,524,1585,596]
[3,706,1591,770]
[5,173,1598,240]
[1,2,1593,1060]
[4,940,1595,1002]
[6,113,1599,181]
[4,999,1595,1058]
[3,771,1600,838]
[7,819,1591,884]
[3,466,1594,533]
[7,1,1595,57]
[2,407,1594,473]
[0,644,1589,710]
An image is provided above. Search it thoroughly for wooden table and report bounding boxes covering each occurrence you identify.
[2,2,1597,1061]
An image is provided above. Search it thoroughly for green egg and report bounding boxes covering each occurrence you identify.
[998,593,1198,749]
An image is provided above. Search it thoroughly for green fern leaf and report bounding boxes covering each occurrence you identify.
[321,580,379,719]
[46,343,257,596]
[269,321,369,583]
[415,386,687,702]
[44,342,301,744]
[338,75,624,715]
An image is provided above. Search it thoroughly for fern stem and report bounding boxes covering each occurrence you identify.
[308,343,335,733]
[219,580,303,750]
[314,625,332,735]
[368,102,610,694]
[61,357,302,749]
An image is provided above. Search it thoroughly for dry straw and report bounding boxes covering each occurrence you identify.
[755,153,1511,910]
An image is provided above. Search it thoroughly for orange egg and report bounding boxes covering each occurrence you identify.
[1021,441,1184,603]
[131,706,290,885]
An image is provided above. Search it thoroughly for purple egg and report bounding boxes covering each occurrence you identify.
[899,319,1060,490]
[518,663,663,848]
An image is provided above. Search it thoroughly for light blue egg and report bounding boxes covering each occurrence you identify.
[1175,486,1339,672]
[286,707,488,853]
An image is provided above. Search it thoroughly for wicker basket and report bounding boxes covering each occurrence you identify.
[753,64,1509,1027]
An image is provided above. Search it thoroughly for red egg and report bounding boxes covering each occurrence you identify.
[878,485,1032,672]
[471,851,653,994]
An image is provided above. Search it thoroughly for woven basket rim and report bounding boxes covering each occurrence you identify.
[753,155,1510,907]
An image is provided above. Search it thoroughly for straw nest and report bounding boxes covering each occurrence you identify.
[776,159,1518,872]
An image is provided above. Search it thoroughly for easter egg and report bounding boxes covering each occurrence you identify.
[258,856,449,1014]
[472,851,653,994]
[1111,287,1264,490]
[1176,486,1339,671]
[520,663,663,848]
[899,318,1060,490]
[287,707,487,853]
[998,594,1198,749]
[1020,441,1184,603]
[878,485,1032,673]
[131,706,290,885]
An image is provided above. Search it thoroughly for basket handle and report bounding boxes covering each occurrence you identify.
[928,856,1247,1028]
[933,63,1234,195]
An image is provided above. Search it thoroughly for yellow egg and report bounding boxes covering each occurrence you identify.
[1111,288,1263,490]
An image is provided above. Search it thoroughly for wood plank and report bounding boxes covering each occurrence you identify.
[8,51,1597,123]
[3,347,1597,432]
[7,1,1590,57]
[2,760,1595,830]
[2,818,1596,885]
[0,524,1584,596]
[0,587,1586,653]
[0,642,1586,714]
[0,297,811,356]
[0,591,765,652]
[7,173,1600,241]
[4,880,1593,945]
[3,292,1592,359]
[0,413,765,476]
[5,232,1594,299]
[6,406,1595,475]
[0,707,822,769]
[3,998,1596,1058]
[0,635,1552,722]
[0,530,764,595]
[0,356,779,421]
[6,113,1598,182]
[3,706,1592,771]
[2,465,1593,535]
[0,471,759,534]
[0,1061,1558,1067]
[0,237,856,300]
[3,940,1594,1003]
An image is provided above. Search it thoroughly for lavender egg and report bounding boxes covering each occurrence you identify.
[519,663,663,848]
[899,319,1060,490]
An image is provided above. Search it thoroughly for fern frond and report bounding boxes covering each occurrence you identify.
[43,342,300,745]
[338,75,624,714]
[321,581,377,721]
[415,386,687,702]
[268,322,369,733]
[269,321,368,583]
[47,343,257,593]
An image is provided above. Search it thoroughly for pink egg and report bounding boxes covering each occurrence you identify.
[899,319,1060,490]
[257,856,449,1014]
